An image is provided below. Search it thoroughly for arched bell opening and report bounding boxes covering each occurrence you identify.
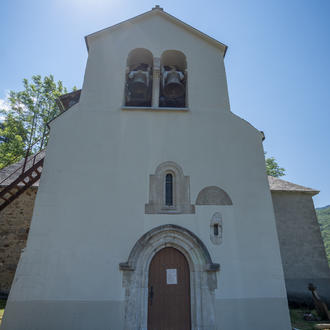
[125,48,153,107]
[160,50,187,108]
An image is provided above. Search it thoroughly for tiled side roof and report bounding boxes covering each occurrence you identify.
[268,176,319,195]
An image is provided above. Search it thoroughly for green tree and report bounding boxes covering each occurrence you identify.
[316,205,330,265]
[0,75,74,167]
[0,114,27,168]
[265,153,285,177]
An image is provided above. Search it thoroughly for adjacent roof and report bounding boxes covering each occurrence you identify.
[56,90,81,113]
[268,176,319,195]
[85,6,228,56]
[48,90,82,127]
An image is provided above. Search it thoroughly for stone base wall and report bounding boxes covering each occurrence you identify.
[0,188,37,295]
[1,297,292,330]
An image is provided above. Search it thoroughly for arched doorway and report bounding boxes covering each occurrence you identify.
[148,247,191,329]
[119,225,219,329]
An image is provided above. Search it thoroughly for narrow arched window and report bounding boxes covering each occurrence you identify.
[210,212,223,245]
[165,173,173,206]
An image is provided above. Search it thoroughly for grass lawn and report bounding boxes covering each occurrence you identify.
[0,300,6,325]
[290,308,330,330]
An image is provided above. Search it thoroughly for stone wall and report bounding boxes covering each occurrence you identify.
[271,191,330,304]
[0,187,37,295]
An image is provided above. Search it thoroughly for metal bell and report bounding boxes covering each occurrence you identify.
[129,70,149,96]
[163,70,185,98]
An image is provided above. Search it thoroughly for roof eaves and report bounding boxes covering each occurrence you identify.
[271,189,320,196]
[160,9,227,55]
[85,9,154,52]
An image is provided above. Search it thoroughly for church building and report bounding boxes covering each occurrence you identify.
[1,6,328,329]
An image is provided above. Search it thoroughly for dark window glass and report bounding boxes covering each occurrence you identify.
[165,173,173,206]
[214,224,219,236]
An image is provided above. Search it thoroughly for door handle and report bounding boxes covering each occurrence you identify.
[149,285,154,306]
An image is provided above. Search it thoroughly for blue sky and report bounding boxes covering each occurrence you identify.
[1,0,329,207]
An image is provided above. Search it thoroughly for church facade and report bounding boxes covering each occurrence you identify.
[2,7,327,329]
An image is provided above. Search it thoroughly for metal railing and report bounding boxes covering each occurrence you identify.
[0,136,46,172]
[0,138,45,186]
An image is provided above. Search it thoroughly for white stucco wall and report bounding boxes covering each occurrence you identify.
[2,12,291,330]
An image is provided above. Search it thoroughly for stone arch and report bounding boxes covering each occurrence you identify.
[127,48,153,68]
[154,161,184,178]
[145,161,195,214]
[161,50,187,71]
[119,224,219,329]
[196,186,233,205]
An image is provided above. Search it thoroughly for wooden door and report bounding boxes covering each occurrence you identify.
[148,247,191,330]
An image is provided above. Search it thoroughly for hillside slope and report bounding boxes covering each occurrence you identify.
[316,205,330,265]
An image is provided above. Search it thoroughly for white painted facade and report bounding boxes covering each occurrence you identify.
[2,8,292,329]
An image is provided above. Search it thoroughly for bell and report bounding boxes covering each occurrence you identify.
[163,70,185,98]
[129,70,149,96]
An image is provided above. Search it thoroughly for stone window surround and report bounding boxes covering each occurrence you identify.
[119,224,220,330]
[145,161,195,214]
